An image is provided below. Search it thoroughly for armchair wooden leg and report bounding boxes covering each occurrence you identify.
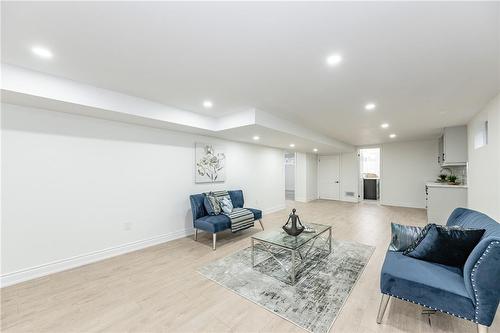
[259,219,264,230]
[194,228,198,241]
[212,233,216,251]
[477,324,488,333]
[376,294,390,324]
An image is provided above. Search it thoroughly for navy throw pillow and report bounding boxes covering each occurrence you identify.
[389,223,424,252]
[404,224,485,267]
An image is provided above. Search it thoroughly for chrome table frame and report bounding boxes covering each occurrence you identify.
[251,226,332,285]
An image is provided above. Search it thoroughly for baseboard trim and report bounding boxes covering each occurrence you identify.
[380,202,426,209]
[263,204,286,215]
[0,228,194,288]
[1,203,287,288]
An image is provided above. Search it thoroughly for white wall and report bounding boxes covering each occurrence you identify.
[305,153,318,201]
[294,152,317,202]
[380,139,440,208]
[285,164,295,191]
[340,152,359,202]
[295,153,307,202]
[1,103,286,285]
[467,93,500,221]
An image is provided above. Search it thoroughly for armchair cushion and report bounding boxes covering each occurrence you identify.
[381,251,475,321]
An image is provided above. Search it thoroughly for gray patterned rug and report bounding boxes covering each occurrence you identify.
[198,239,374,333]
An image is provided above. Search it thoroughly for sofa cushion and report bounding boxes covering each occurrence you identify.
[404,224,485,267]
[190,194,207,221]
[247,208,262,220]
[228,190,244,208]
[381,251,475,320]
[194,214,231,233]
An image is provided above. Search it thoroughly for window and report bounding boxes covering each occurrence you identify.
[474,120,488,149]
[360,148,380,178]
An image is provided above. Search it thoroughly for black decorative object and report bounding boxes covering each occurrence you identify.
[283,208,305,236]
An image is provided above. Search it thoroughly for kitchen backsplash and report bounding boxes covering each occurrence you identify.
[442,165,467,185]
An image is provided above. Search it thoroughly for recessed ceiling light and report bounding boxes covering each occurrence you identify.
[253,136,260,141]
[389,134,397,138]
[326,53,342,66]
[313,148,318,152]
[381,123,389,129]
[289,143,295,148]
[31,46,53,59]
[203,100,213,108]
[365,103,376,111]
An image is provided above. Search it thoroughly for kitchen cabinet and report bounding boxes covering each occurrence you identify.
[438,126,467,166]
[426,183,467,224]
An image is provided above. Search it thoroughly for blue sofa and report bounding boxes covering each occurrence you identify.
[377,208,500,333]
[189,190,263,250]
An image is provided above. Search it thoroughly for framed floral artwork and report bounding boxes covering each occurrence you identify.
[195,143,226,183]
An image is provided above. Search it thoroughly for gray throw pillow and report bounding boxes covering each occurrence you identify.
[389,223,424,252]
[204,193,221,215]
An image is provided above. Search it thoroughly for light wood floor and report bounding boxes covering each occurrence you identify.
[2,200,499,333]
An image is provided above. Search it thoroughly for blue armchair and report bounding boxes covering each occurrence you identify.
[377,208,500,333]
[189,190,264,250]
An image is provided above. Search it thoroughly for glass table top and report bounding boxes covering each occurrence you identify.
[251,223,331,250]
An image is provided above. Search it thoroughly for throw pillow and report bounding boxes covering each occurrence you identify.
[389,223,424,252]
[219,197,233,214]
[204,193,221,215]
[404,224,485,267]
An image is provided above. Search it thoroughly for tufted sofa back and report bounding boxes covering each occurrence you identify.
[189,190,245,223]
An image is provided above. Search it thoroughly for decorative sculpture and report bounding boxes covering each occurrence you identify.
[282,208,305,236]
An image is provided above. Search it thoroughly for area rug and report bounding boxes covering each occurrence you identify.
[198,239,375,333]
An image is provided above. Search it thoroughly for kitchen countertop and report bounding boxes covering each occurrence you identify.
[426,182,468,189]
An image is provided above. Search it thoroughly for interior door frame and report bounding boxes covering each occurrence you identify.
[358,145,383,202]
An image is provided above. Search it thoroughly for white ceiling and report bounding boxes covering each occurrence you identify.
[2,2,499,146]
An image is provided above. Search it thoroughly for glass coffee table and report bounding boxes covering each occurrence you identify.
[251,223,332,285]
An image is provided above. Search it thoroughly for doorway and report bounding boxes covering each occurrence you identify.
[318,155,340,200]
[284,152,295,201]
[359,148,380,201]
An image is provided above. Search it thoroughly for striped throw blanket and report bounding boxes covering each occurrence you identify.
[225,208,255,233]
[208,191,255,233]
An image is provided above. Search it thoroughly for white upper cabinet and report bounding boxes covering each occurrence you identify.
[439,125,468,165]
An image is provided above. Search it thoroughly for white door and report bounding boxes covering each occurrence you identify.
[318,155,340,200]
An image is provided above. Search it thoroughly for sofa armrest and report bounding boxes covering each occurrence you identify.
[463,238,500,326]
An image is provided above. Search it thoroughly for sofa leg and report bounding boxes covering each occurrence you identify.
[376,294,390,324]
[194,228,198,241]
[212,233,216,251]
[477,324,488,333]
[259,219,264,230]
